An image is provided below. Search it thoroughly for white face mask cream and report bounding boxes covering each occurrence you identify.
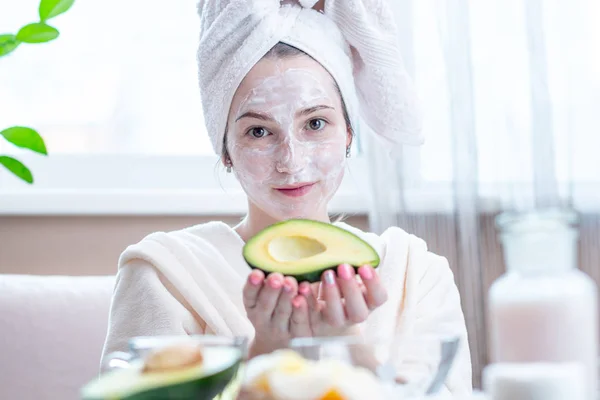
[226,56,349,220]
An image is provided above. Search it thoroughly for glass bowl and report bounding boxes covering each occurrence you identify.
[238,333,462,400]
[87,334,248,400]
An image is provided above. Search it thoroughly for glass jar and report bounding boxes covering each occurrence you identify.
[488,209,598,399]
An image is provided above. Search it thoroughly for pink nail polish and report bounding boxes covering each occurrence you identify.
[249,274,261,286]
[270,278,282,289]
[299,283,310,296]
[292,297,302,308]
[359,266,373,280]
[283,282,293,292]
[338,264,353,280]
[324,270,336,286]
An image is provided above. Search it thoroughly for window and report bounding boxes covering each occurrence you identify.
[1,0,210,155]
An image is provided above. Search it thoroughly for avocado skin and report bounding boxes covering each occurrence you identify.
[83,361,241,400]
[248,263,370,284]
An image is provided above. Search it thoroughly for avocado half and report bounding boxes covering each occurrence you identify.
[242,219,380,283]
[81,346,243,400]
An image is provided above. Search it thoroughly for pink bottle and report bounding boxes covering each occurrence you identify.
[488,209,598,399]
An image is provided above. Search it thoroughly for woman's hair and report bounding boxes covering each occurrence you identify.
[222,42,354,161]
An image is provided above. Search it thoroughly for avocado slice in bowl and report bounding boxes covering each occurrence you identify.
[81,344,243,400]
[243,219,380,283]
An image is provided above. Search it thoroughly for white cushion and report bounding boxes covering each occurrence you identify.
[0,274,115,400]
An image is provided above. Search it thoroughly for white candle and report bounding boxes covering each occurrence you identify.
[482,362,586,400]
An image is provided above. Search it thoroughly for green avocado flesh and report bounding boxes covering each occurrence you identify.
[81,347,242,400]
[242,219,380,283]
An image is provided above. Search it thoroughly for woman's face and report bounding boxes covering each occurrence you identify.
[226,54,350,221]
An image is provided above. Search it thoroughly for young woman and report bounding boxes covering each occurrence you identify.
[101,0,472,395]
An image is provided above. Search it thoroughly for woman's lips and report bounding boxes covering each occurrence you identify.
[274,183,316,197]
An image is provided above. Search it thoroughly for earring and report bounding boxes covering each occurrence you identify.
[346,146,351,158]
[226,164,232,173]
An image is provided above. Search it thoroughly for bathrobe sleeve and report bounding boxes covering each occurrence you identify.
[406,253,473,395]
[99,259,205,372]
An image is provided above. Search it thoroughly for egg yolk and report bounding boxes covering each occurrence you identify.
[253,373,271,393]
[319,389,346,400]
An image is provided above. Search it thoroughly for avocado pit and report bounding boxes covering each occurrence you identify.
[142,343,204,374]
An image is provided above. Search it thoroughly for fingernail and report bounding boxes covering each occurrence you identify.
[283,282,293,292]
[298,283,310,296]
[324,270,336,286]
[292,297,303,308]
[359,265,373,280]
[249,273,262,286]
[338,264,353,280]
[270,277,282,289]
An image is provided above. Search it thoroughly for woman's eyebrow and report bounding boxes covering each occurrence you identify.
[297,105,335,117]
[235,111,274,122]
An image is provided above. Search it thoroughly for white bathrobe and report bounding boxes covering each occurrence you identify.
[100,221,472,396]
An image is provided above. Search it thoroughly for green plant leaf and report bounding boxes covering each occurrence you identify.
[16,23,59,43]
[0,126,48,155]
[39,0,75,21]
[0,34,21,57]
[0,156,34,184]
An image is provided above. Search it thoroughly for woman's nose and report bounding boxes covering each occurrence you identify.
[275,138,307,174]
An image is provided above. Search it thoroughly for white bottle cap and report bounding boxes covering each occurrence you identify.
[482,362,586,400]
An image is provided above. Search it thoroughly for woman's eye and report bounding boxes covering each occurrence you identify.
[248,127,269,138]
[307,118,326,131]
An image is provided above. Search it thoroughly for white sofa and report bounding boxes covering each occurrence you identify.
[0,274,115,400]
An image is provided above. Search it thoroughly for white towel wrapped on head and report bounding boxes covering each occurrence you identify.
[196,0,424,158]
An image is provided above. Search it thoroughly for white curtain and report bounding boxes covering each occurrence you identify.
[369,0,600,386]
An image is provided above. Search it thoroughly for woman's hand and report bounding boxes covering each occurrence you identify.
[243,264,387,358]
[295,264,388,337]
[243,269,299,357]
